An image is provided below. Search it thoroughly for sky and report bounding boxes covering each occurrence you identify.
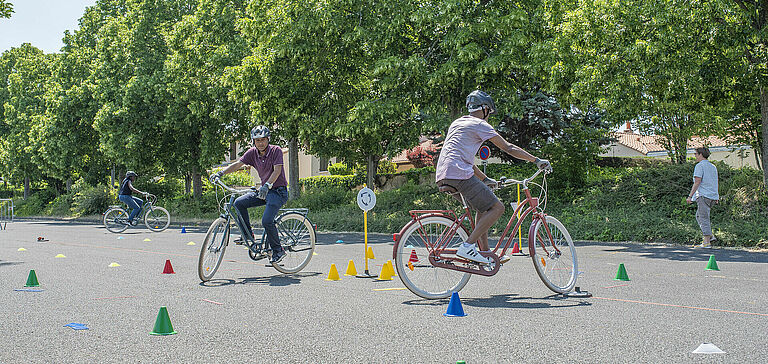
[0,0,97,54]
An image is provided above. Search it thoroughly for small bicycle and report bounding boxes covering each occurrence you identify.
[103,194,171,233]
[393,169,579,299]
[198,178,317,281]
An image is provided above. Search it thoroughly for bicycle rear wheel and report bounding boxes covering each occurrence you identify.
[144,206,170,232]
[198,217,230,282]
[394,216,471,299]
[267,212,316,274]
[530,215,577,293]
[103,208,129,233]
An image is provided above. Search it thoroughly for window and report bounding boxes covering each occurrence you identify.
[319,157,329,172]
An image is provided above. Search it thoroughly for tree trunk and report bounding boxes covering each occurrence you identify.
[192,166,202,199]
[184,173,191,195]
[288,138,300,200]
[230,141,237,161]
[761,86,768,186]
[24,176,30,200]
[66,178,72,193]
[366,154,378,189]
[110,166,116,188]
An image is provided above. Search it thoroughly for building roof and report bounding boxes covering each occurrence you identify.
[612,132,734,155]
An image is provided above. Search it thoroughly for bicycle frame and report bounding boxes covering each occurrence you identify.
[395,169,560,277]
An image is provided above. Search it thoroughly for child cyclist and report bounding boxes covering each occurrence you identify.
[435,90,552,265]
[210,125,289,264]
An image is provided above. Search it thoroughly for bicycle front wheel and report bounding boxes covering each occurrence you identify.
[144,206,170,232]
[103,208,129,233]
[198,217,230,282]
[530,215,578,293]
[394,215,471,299]
[267,212,316,274]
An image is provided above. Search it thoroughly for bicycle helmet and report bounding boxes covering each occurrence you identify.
[466,90,496,115]
[126,171,138,178]
[251,125,270,140]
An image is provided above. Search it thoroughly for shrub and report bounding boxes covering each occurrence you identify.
[328,162,354,176]
[378,160,396,174]
[406,145,438,168]
[72,184,114,216]
[300,174,365,191]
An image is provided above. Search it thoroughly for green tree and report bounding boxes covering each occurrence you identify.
[0,0,12,19]
[0,44,52,198]
[164,0,248,198]
[554,0,714,164]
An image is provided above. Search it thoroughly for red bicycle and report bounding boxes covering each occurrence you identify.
[392,169,578,299]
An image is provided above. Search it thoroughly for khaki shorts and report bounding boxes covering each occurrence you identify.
[437,176,500,212]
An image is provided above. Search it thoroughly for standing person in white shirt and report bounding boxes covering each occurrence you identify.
[435,90,551,265]
[686,147,719,248]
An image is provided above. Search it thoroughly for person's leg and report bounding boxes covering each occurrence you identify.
[119,195,140,221]
[130,196,144,221]
[696,197,712,244]
[467,202,504,251]
[262,187,288,253]
[233,192,264,240]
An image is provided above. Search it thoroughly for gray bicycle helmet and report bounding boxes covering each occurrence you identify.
[251,125,270,140]
[466,90,496,114]
[126,171,138,178]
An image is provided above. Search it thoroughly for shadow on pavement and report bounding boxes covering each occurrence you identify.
[577,241,768,264]
[199,271,322,287]
[0,260,24,268]
[401,293,591,309]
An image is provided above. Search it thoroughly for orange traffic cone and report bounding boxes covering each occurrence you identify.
[162,260,175,274]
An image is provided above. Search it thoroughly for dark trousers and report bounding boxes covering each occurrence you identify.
[233,186,288,252]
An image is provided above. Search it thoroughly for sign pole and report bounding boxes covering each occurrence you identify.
[363,210,369,275]
[517,184,522,248]
[356,184,377,278]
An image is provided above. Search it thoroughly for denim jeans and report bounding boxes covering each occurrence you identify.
[118,194,144,222]
[233,186,288,253]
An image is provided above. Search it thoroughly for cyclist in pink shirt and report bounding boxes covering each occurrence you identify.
[436,90,552,265]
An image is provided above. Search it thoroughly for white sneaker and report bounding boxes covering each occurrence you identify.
[456,243,492,265]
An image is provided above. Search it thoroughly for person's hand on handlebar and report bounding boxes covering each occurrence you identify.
[534,158,552,173]
[209,171,223,182]
[483,176,498,189]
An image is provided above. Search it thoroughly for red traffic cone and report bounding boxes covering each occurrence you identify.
[162,260,175,274]
[408,249,419,263]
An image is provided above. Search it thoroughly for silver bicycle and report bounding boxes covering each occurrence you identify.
[198,178,317,281]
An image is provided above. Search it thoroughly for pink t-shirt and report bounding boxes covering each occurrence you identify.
[435,115,499,181]
[240,145,288,187]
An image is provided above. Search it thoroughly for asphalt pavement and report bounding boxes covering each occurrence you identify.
[1,220,767,363]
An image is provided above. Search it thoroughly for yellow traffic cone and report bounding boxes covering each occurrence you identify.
[344,260,358,276]
[326,264,341,281]
[377,263,392,281]
[366,247,375,260]
[386,260,397,277]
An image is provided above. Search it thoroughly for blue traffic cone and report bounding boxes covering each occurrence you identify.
[443,291,467,317]
[181,227,187,234]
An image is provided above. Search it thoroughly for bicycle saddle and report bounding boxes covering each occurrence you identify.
[438,185,458,194]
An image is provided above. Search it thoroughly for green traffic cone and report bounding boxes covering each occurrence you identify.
[705,255,719,271]
[614,263,630,281]
[24,270,40,287]
[150,306,177,335]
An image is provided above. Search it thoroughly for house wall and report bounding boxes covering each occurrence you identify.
[692,148,759,169]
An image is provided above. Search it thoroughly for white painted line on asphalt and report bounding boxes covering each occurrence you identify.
[92,296,137,300]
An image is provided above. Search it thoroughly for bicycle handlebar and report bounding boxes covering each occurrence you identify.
[211,177,254,195]
[497,168,546,190]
